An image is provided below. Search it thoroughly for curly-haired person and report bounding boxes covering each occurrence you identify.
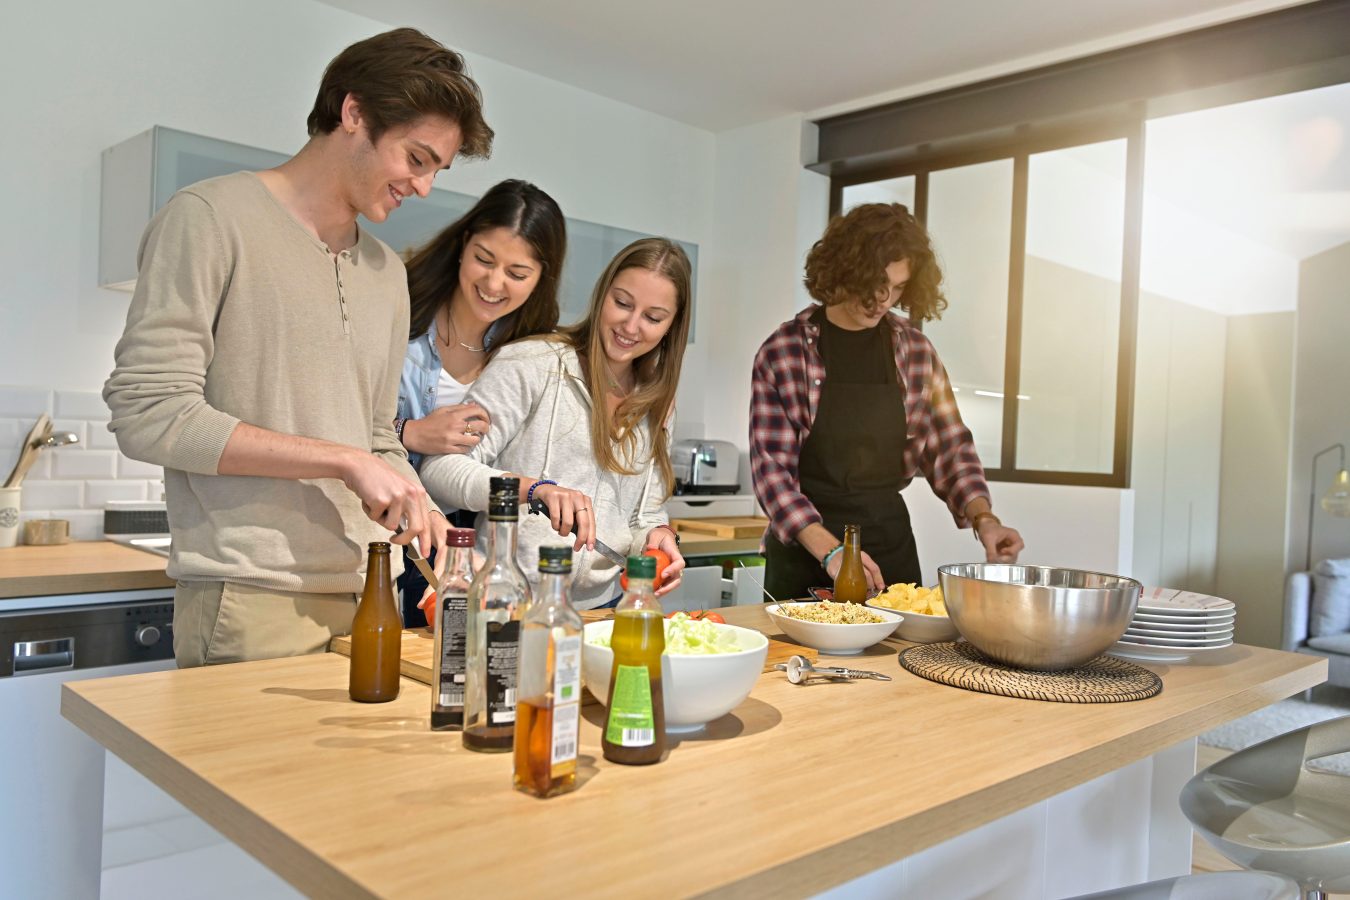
[749,203,1023,601]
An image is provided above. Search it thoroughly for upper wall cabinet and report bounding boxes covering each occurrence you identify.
[99,127,698,334]
[99,127,288,290]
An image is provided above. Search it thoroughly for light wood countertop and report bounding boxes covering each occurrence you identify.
[0,540,172,599]
[62,605,1325,899]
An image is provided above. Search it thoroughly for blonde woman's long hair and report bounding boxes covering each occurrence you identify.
[558,238,692,494]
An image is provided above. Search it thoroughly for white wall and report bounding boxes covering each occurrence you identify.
[903,480,1134,582]
[1288,240,1350,573]
[0,0,717,533]
[1214,312,1295,648]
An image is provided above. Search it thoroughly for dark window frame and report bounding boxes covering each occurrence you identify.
[829,119,1144,488]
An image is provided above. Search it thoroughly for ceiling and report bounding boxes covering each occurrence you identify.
[315,0,1308,132]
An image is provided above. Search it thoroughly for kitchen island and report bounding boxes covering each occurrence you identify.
[62,605,1324,899]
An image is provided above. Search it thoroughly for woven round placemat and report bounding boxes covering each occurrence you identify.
[898,641,1162,703]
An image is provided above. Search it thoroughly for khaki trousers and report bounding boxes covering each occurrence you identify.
[173,581,358,668]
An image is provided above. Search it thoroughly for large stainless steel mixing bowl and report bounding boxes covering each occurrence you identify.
[937,564,1142,671]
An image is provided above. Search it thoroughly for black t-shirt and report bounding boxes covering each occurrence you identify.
[813,307,894,384]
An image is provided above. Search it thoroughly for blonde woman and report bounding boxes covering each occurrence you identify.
[420,238,692,608]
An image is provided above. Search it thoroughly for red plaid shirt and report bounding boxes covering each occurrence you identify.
[750,305,991,545]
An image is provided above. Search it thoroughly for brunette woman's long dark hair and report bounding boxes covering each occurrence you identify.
[405,179,566,354]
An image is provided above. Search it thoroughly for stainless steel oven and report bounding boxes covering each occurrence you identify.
[1,595,175,676]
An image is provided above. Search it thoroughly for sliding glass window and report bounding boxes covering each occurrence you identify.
[830,125,1142,487]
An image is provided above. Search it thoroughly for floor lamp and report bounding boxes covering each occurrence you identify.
[1307,443,1350,572]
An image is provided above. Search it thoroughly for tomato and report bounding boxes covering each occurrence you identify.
[666,610,726,624]
[620,548,673,591]
[418,590,436,628]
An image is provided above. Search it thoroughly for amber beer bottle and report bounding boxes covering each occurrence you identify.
[349,541,401,703]
[601,555,666,765]
[513,546,582,798]
[833,524,868,604]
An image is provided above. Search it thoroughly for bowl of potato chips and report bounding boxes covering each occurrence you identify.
[867,583,960,643]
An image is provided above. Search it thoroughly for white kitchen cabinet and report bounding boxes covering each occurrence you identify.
[99,127,698,335]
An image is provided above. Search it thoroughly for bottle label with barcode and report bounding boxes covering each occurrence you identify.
[550,635,582,774]
[485,620,520,725]
[434,590,469,715]
[605,664,655,747]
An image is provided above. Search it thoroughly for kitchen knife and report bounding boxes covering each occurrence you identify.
[527,497,627,568]
[393,525,440,587]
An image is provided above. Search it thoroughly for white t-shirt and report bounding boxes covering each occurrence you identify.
[436,368,473,408]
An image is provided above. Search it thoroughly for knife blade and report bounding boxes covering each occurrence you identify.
[527,498,627,568]
[393,525,440,587]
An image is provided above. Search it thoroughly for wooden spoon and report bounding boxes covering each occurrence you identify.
[2,414,50,489]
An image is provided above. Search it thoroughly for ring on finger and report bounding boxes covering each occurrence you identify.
[463,427,475,436]
[576,507,590,513]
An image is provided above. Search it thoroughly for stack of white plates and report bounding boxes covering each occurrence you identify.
[1108,588,1235,663]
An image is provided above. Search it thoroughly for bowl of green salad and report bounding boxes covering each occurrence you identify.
[583,612,769,733]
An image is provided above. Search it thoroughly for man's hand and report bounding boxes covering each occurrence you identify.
[340,451,433,552]
[426,509,453,581]
[977,520,1024,563]
[401,404,490,455]
[824,547,885,592]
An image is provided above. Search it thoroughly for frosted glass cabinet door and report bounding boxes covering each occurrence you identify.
[100,126,288,289]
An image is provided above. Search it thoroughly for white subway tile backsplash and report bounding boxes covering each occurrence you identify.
[21,480,83,509]
[0,387,53,418]
[1,384,165,523]
[52,450,119,480]
[55,390,110,421]
[87,480,150,506]
[88,422,121,450]
[117,456,164,479]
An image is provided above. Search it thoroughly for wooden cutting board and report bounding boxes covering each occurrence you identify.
[329,625,816,688]
[670,516,768,539]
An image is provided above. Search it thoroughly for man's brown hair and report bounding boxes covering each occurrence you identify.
[307,28,493,159]
[803,203,947,322]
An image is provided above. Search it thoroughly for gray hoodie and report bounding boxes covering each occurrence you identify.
[419,338,669,609]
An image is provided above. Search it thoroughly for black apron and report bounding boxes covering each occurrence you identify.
[764,310,922,601]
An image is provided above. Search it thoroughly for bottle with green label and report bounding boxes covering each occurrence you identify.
[464,476,531,753]
[601,555,666,765]
[513,545,583,798]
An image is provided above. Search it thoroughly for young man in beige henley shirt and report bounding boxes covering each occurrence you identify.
[104,29,495,667]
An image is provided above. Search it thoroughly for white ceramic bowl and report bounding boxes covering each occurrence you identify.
[582,620,768,733]
[865,601,960,643]
[764,602,902,655]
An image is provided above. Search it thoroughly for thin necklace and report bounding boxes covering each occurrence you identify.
[602,360,633,397]
[439,307,484,353]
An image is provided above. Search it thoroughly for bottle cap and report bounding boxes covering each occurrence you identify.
[488,476,520,520]
[625,554,657,579]
[447,528,475,548]
[368,541,391,553]
[539,545,573,574]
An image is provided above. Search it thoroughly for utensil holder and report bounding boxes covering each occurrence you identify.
[0,487,20,548]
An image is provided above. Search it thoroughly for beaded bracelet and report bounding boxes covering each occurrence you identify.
[393,417,407,445]
[649,523,681,546]
[820,543,844,571]
[526,479,557,506]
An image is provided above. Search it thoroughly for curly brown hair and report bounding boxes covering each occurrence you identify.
[803,203,947,322]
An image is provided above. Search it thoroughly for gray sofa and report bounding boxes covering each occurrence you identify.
[1283,558,1350,690]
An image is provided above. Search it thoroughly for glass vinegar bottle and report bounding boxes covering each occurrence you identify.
[513,546,583,798]
[463,477,531,752]
[601,555,666,765]
[430,528,477,730]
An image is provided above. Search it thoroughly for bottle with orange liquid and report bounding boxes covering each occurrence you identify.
[513,546,582,798]
[832,524,868,604]
[349,541,401,702]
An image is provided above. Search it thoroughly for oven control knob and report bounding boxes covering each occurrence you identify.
[135,625,162,647]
